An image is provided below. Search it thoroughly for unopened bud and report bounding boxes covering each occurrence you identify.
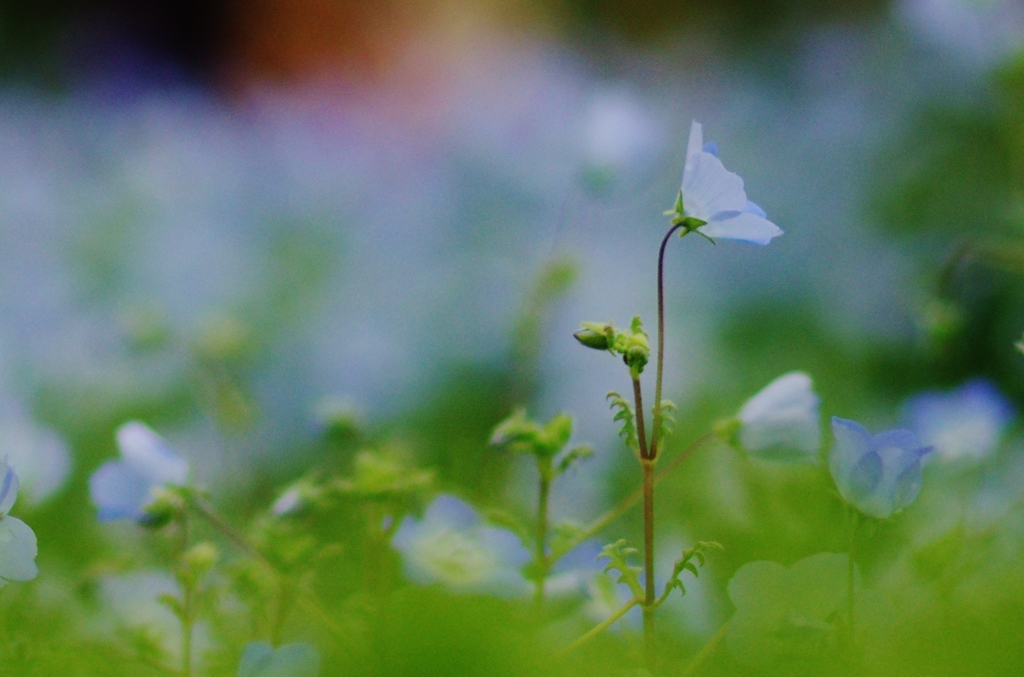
[573,322,613,351]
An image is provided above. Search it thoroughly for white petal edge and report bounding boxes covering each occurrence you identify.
[698,210,783,245]
[0,516,37,582]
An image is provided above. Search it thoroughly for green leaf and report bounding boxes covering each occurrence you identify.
[556,445,594,474]
[657,399,677,447]
[660,541,721,603]
[598,539,644,600]
[606,392,639,455]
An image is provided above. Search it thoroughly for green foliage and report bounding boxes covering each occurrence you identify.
[658,540,721,603]
[598,539,644,600]
[606,392,639,456]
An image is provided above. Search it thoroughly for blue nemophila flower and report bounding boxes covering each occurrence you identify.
[0,459,38,586]
[89,421,189,522]
[673,120,783,245]
[829,417,932,519]
[735,372,821,461]
[238,641,321,677]
[391,494,530,597]
[902,379,1013,462]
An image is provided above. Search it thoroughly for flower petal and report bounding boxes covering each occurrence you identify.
[683,153,747,221]
[0,516,37,582]
[0,460,18,515]
[116,422,188,486]
[90,460,154,521]
[699,210,783,245]
[738,372,820,460]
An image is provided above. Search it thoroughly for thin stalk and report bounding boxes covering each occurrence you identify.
[182,586,194,677]
[847,512,862,646]
[559,598,640,656]
[534,459,552,609]
[680,624,727,677]
[179,510,194,677]
[549,432,713,560]
[642,459,656,672]
[630,374,656,672]
[649,223,686,460]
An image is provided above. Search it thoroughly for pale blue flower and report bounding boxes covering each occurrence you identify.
[89,421,189,522]
[238,641,321,677]
[737,372,821,461]
[829,417,932,519]
[902,379,1013,462]
[390,494,530,597]
[680,121,783,245]
[0,459,37,586]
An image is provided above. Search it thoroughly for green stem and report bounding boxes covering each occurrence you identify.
[559,598,640,656]
[180,511,194,677]
[549,432,713,561]
[680,624,727,677]
[847,511,862,646]
[534,459,552,609]
[649,223,686,461]
[630,374,656,672]
[642,459,656,673]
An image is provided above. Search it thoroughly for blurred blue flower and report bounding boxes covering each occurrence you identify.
[0,458,38,586]
[89,421,189,522]
[238,641,321,677]
[736,372,821,461]
[829,417,932,519]
[679,121,783,245]
[390,494,530,597]
[902,379,1013,462]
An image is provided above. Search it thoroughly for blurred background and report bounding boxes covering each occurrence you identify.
[2,0,1024,674]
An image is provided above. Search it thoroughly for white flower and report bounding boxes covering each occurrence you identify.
[0,459,38,586]
[680,121,783,245]
[89,421,189,522]
[737,372,821,461]
[902,379,1013,462]
[390,495,530,597]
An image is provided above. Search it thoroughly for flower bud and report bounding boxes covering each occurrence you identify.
[573,322,614,351]
[183,541,219,574]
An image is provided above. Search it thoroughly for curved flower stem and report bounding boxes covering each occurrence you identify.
[559,598,640,657]
[641,222,686,673]
[649,223,686,461]
[548,432,713,561]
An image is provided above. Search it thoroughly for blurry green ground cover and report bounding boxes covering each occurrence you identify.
[2,2,1024,676]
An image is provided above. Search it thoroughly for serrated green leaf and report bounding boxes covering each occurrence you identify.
[599,539,644,600]
[557,445,594,474]
[606,392,639,455]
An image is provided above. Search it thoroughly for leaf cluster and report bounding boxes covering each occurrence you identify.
[598,539,644,600]
[490,410,592,473]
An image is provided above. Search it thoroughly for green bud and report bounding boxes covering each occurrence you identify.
[139,487,185,529]
[538,413,573,458]
[573,322,614,351]
[622,322,650,378]
[183,542,219,574]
